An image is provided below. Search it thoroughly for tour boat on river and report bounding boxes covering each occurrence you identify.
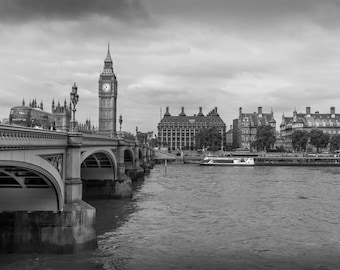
[199,155,255,166]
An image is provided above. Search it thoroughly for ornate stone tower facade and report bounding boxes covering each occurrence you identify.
[98,45,118,136]
[52,99,71,132]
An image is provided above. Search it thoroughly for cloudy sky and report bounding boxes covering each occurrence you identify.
[1,0,340,133]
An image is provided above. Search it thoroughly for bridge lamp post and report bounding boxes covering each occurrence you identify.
[119,115,123,137]
[70,82,79,132]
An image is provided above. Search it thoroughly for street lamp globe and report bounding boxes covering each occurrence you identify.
[70,82,79,132]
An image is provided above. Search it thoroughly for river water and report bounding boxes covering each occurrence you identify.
[1,164,340,269]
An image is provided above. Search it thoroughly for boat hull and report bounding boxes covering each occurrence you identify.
[199,156,255,166]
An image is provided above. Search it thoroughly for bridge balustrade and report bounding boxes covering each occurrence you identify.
[0,125,68,150]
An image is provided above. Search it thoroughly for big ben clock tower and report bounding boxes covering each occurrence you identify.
[98,44,118,136]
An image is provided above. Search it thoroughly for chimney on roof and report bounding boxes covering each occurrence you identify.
[306,106,311,116]
[179,107,186,116]
[258,107,262,116]
[198,106,204,116]
[164,106,171,117]
[330,107,335,117]
[213,107,219,116]
[239,107,242,117]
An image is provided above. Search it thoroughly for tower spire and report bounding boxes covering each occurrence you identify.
[104,42,112,63]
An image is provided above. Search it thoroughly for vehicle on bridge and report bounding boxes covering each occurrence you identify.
[9,106,55,129]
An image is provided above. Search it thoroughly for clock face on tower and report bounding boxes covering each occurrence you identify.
[102,83,111,92]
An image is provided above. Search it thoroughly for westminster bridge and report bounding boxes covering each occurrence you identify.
[0,124,154,253]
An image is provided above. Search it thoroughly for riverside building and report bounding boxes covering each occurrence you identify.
[234,106,276,151]
[158,107,226,151]
[280,106,340,150]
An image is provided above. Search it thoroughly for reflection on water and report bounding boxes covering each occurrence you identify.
[87,181,145,236]
[1,164,340,270]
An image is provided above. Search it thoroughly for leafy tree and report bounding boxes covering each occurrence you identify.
[195,127,222,151]
[329,134,340,152]
[309,129,330,152]
[291,130,309,151]
[252,125,276,151]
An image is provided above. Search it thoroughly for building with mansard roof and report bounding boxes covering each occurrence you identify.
[157,107,226,150]
[280,106,340,150]
[234,106,276,151]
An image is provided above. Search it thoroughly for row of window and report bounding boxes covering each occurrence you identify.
[308,122,340,127]
[159,123,224,127]
[281,129,340,135]
[159,125,225,129]
[284,121,340,128]
[241,129,257,135]
[159,129,224,134]
[160,133,197,137]
[160,134,224,139]
[161,138,194,142]
[160,121,224,124]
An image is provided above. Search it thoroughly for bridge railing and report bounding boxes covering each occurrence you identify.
[82,133,120,147]
[0,124,68,150]
[82,133,141,148]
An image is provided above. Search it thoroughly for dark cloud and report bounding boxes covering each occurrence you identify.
[147,0,340,30]
[0,0,149,23]
[1,0,340,132]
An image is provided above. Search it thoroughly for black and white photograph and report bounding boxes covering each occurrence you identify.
[0,0,340,269]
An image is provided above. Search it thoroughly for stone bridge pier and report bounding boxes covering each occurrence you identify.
[62,133,97,253]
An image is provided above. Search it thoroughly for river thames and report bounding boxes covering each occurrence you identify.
[0,163,340,269]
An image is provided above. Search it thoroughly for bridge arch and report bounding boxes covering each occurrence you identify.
[138,148,144,164]
[123,147,135,171]
[0,160,63,211]
[81,149,118,181]
[80,149,118,199]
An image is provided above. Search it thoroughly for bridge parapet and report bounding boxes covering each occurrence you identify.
[82,134,143,149]
[82,133,119,147]
[0,125,68,150]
